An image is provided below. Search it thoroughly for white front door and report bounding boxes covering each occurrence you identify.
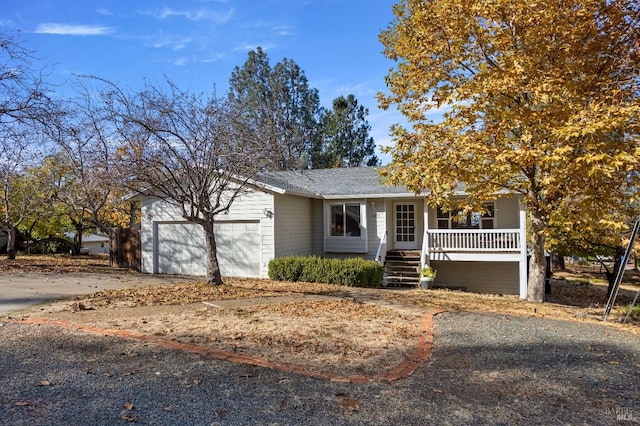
[394,203,418,249]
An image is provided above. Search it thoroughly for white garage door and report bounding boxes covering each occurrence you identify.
[156,221,261,277]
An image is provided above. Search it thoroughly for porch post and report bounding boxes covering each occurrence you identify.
[422,199,430,269]
[518,199,528,299]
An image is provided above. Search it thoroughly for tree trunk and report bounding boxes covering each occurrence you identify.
[605,251,624,300]
[6,225,16,260]
[202,220,223,285]
[71,222,82,255]
[527,213,547,303]
[129,201,137,229]
[551,252,565,271]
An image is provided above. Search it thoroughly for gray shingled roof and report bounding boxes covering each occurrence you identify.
[254,167,415,198]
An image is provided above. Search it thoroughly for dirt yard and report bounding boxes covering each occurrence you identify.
[2,255,638,377]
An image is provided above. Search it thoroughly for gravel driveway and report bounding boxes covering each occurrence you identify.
[1,311,638,425]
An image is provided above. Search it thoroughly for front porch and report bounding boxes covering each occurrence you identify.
[375,197,528,298]
[424,228,526,296]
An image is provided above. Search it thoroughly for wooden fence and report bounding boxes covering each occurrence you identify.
[109,228,141,271]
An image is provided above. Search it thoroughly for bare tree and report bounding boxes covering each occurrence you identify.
[0,32,53,259]
[42,78,133,253]
[0,125,47,258]
[108,78,270,284]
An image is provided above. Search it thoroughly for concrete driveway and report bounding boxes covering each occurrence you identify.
[0,272,189,315]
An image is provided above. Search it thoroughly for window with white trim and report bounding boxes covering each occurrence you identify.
[436,202,495,229]
[330,203,361,237]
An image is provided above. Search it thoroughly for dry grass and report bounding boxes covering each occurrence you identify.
[32,292,422,376]
[45,299,422,376]
[380,264,640,334]
[6,254,640,377]
[0,254,118,274]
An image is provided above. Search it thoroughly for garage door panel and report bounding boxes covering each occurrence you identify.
[157,223,206,276]
[156,221,260,278]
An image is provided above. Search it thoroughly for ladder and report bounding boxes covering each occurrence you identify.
[603,217,640,321]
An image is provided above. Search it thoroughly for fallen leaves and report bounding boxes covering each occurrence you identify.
[81,281,293,308]
[383,267,640,332]
[120,414,138,423]
[120,402,137,422]
[337,394,361,412]
[0,255,118,274]
[35,297,424,376]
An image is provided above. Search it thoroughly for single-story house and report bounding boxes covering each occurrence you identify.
[67,232,111,254]
[81,233,110,254]
[140,167,528,298]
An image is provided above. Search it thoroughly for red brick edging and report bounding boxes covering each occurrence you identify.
[8,309,447,384]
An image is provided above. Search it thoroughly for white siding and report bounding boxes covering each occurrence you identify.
[430,261,519,295]
[365,199,386,260]
[495,196,520,229]
[274,194,313,257]
[311,199,324,255]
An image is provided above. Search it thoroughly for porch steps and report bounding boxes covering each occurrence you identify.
[383,250,421,287]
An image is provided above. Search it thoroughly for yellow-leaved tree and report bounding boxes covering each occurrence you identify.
[379,0,640,302]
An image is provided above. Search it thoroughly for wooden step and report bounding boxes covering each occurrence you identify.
[383,250,422,287]
[384,275,419,287]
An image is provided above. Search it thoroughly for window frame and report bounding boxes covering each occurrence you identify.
[436,202,496,230]
[329,202,362,238]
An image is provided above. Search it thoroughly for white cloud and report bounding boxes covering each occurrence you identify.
[96,8,113,16]
[171,57,189,66]
[200,53,227,63]
[148,7,234,23]
[273,25,294,36]
[151,36,192,51]
[233,43,275,52]
[35,23,114,36]
[243,20,295,37]
[334,82,370,97]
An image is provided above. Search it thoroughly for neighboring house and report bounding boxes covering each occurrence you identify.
[140,167,528,298]
[67,233,110,254]
[81,233,110,254]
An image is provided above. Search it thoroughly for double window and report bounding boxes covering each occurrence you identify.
[436,202,495,229]
[330,203,361,237]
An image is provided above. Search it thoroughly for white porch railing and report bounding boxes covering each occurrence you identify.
[426,229,522,253]
[420,231,430,270]
[374,230,388,265]
[421,229,522,267]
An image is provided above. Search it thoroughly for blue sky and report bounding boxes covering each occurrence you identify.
[1,0,416,163]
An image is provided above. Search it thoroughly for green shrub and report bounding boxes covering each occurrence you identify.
[268,256,383,288]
